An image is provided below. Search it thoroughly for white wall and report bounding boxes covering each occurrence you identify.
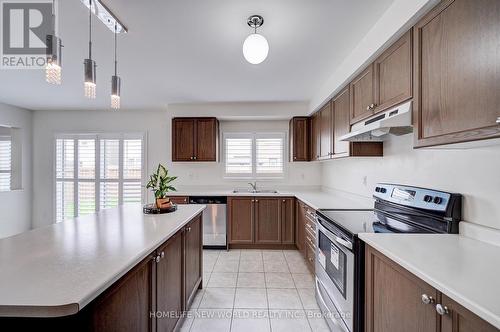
[321,135,500,230]
[0,103,32,238]
[32,102,320,228]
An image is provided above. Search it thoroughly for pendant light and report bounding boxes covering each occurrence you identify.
[111,23,121,109]
[84,0,97,99]
[243,15,269,65]
[46,0,63,84]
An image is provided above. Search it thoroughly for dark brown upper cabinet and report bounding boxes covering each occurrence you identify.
[172,117,219,162]
[413,0,500,148]
[350,64,376,124]
[319,101,333,159]
[349,31,413,125]
[311,112,321,161]
[332,87,351,157]
[374,30,413,113]
[332,87,384,159]
[289,117,310,162]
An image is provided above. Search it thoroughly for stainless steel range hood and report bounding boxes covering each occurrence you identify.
[339,101,413,142]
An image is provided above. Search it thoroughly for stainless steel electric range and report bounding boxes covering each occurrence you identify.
[314,184,462,332]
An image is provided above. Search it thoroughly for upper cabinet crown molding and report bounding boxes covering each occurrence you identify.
[413,0,500,148]
[172,117,219,162]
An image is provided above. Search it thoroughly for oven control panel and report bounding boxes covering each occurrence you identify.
[373,183,452,212]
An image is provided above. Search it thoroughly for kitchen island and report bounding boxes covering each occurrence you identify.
[0,204,204,331]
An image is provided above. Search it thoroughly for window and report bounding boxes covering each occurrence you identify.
[55,134,144,223]
[224,133,285,178]
[0,134,11,191]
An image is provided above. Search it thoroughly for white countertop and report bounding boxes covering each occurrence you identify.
[168,188,374,211]
[0,204,205,318]
[359,233,500,329]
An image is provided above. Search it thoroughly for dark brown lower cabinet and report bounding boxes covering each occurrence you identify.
[365,245,498,332]
[281,198,295,245]
[168,196,189,205]
[295,199,316,270]
[0,214,203,332]
[184,215,203,308]
[229,197,295,249]
[255,198,281,244]
[156,231,183,332]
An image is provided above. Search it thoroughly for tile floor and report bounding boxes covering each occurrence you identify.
[179,249,330,332]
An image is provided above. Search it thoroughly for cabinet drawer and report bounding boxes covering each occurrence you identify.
[305,242,316,272]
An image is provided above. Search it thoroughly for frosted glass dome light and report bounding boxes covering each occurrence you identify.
[243,33,269,65]
[243,15,269,65]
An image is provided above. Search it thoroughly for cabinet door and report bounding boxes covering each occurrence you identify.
[172,119,195,161]
[255,198,281,244]
[290,117,310,162]
[156,232,183,332]
[195,118,218,161]
[332,87,351,157]
[365,245,437,332]
[350,64,375,124]
[228,197,254,244]
[414,0,500,147]
[90,256,154,332]
[295,200,306,253]
[311,112,321,161]
[281,198,295,245]
[169,196,189,205]
[319,102,332,159]
[440,294,499,332]
[374,30,412,113]
[184,215,202,308]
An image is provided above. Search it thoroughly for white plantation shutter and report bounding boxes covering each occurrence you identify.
[224,133,285,178]
[256,138,284,174]
[55,134,144,223]
[0,138,12,191]
[225,137,253,174]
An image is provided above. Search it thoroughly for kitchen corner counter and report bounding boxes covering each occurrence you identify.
[0,204,205,318]
[359,233,500,329]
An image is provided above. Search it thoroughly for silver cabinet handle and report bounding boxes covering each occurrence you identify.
[435,304,449,316]
[161,251,165,259]
[155,255,161,263]
[421,294,435,305]
[186,226,191,232]
[496,117,500,124]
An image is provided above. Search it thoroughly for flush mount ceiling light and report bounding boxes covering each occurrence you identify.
[243,15,269,65]
[111,23,121,110]
[46,0,63,84]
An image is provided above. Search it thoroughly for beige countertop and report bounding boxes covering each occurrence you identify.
[0,204,205,318]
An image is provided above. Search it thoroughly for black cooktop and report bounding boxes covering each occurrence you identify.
[317,209,376,235]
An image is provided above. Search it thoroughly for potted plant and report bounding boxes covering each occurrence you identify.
[146,164,178,209]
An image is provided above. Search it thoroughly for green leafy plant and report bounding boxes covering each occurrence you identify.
[146,164,177,199]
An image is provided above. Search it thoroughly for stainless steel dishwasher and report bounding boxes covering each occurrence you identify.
[189,196,227,249]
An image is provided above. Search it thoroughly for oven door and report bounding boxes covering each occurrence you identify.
[315,221,354,332]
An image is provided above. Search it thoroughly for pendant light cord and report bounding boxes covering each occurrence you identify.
[114,23,117,75]
[88,0,92,59]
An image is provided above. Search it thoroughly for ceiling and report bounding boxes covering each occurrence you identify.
[0,0,394,111]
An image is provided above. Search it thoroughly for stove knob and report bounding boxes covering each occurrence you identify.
[375,187,381,193]
[424,195,433,203]
[380,188,387,194]
[433,197,443,204]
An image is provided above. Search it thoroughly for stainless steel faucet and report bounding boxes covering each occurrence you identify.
[248,181,257,192]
